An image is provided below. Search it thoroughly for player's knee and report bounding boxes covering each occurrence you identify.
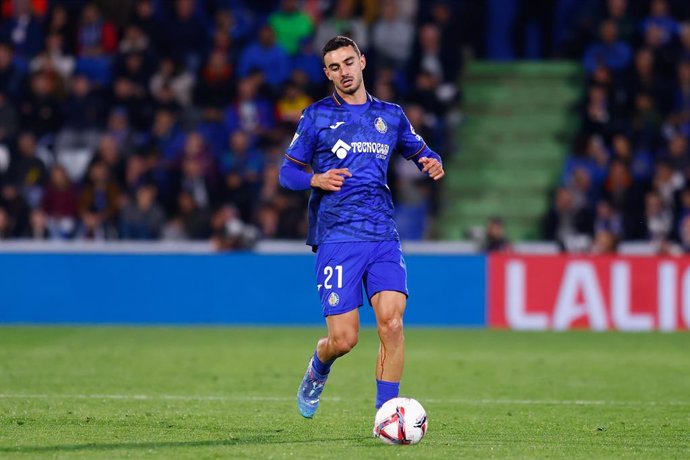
[331,332,358,356]
[378,316,404,342]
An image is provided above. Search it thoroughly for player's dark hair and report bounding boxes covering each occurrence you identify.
[322,36,361,64]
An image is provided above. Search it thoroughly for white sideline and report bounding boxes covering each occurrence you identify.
[0,393,688,406]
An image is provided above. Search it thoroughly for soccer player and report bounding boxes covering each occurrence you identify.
[279,36,445,418]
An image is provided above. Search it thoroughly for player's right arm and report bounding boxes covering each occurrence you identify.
[279,107,351,191]
[279,160,351,191]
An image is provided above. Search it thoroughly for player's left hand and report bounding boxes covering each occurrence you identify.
[419,157,445,180]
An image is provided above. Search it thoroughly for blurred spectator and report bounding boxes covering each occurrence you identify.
[581,84,614,137]
[221,129,263,221]
[41,164,79,239]
[19,71,62,138]
[104,107,137,154]
[61,73,105,131]
[255,200,279,238]
[123,153,152,193]
[611,132,654,181]
[659,132,689,171]
[46,3,75,55]
[427,1,463,66]
[210,203,259,251]
[644,189,673,242]
[77,3,118,58]
[275,81,313,125]
[601,160,644,238]
[0,42,26,102]
[0,205,10,238]
[30,33,75,82]
[583,20,632,74]
[258,158,307,238]
[1,0,44,59]
[169,133,222,214]
[6,131,46,208]
[268,0,315,56]
[482,216,511,252]
[130,0,160,46]
[224,74,275,144]
[407,23,460,89]
[314,0,369,51]
[594,199,624,238]
[624,47,673,118]
[210,8,252,48]
[672,59,690,119]
[114,51,153,91]
[603,0,636,43]
[0,183,30,237]
[28,208,49,239]
[590,228,619,254]
[109,73,154,131]
[118,23,150,56]
[641,21,677,79]
[543,187,594,251]
[562,135,609,188]
[119,182,165,239]
[631,91,663,150]
[641,0,678,46]
[78,160,121,239]
[237,24,290,90]
[160,0,205,72]
[196,49,234,108]
[291,37,327,93]
[371,0,414,70]
[147,108,185,162]
[92,133,126,186]
[149,56,195,109]
[0,90,18,143]
[163,189,211,240]
[564,166,596,213]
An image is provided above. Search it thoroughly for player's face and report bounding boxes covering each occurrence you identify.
[323,46,366,95]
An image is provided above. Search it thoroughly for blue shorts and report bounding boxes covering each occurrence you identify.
[315,240,408,317]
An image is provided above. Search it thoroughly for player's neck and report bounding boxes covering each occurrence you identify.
[337,86,368,105]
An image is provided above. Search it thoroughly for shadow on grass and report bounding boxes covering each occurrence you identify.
[0,435,368,454]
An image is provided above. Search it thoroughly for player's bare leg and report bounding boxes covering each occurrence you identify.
[317,308,360,361]
[297,308,360,418]
[371,291,406,408]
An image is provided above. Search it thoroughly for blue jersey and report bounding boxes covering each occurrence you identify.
[285,92,439,248]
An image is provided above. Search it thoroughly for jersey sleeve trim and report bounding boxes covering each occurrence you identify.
[405,143,427,160]
[285,153,308,166]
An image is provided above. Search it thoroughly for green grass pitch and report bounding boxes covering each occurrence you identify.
[0,327,688,459]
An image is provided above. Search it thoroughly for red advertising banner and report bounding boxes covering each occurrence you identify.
[488,254,690,331]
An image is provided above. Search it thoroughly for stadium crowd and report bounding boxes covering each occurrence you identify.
[0,0,462,247]
[545,0,690,254]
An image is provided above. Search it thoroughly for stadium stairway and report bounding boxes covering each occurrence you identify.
[439,61,582,241]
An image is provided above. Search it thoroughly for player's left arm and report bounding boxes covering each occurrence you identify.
[417,155,444,181]
[397,108,445,181]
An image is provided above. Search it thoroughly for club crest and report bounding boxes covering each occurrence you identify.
[327,292,340,307]
[375,117,387,134]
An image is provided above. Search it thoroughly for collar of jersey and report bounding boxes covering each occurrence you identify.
[331,91,374,107]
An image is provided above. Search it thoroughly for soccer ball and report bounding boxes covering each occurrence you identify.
[373,397,428,445]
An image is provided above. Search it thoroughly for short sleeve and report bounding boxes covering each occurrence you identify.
[285,107,317,166]
[397,107,428,161]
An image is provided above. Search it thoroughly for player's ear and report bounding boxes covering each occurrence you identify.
[323,66,333,82]
[360,53,366,71]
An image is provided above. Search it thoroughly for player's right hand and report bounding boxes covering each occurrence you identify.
[311,168,352,191]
